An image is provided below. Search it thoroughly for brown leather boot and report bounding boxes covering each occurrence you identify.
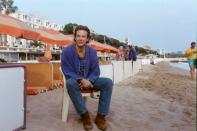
[81,111,93,130]
[95,114,107,130]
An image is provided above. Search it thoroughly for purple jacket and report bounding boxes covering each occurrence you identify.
[61,44,100,83]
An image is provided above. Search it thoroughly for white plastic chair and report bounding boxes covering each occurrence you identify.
[59,68,100,122]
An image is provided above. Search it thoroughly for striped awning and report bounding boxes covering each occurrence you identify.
[0,13,40,40]
[36,28,72,46]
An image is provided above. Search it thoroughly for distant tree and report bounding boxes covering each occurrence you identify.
[92,33,123,48]
[134,45,159,56]
[109,38,123,47]
[135,46,148,55]
[0,0,18,14]
[149,50,158,55]
[166,52,184,58]
[61,23,78,34]
[93,34,105,43]
[119,42,125,47]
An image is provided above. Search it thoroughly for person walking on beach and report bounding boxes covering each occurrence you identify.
[61,25,113,130]
[185,42,197,80]
[128,45,137,61]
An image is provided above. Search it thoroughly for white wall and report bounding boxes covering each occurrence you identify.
[132,60,142,75]
[0,65,26,131]
[100,64,114,81]
[123,61,132,79]
[100,60,142,84]
[111,61,124,83]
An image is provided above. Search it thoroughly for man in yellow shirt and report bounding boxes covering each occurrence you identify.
[185,42,197,80]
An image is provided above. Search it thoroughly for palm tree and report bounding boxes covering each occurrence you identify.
[0,0,18,15]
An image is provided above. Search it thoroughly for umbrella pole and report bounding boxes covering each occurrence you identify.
[17,53,19,62]
[0,35,2,46]
[25,52,28,61]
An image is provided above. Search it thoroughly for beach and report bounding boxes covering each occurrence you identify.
[24,62,196,131]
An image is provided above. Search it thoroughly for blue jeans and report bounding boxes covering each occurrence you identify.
[66,77,113,115]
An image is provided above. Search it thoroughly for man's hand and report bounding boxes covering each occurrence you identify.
[79,79,93,90]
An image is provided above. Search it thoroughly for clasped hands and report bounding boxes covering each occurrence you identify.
[79,79,93,90]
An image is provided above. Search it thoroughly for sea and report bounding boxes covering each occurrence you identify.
[170,62,189,71]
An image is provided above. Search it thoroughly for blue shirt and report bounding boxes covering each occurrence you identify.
[79,57,86,77]
[129,47,137,61]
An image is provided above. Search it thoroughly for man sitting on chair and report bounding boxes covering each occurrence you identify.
[61,25,113,130]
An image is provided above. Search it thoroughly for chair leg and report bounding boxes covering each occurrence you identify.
[62,88,69,122]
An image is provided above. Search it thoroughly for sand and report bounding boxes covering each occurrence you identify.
[23,62,196,131]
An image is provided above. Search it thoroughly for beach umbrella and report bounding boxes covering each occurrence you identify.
[90,40,110,52]
[90,41,119,53]
[0,13,40,40]
[105,44,119,53]
[44,44,52,61]
[36,28,72,46]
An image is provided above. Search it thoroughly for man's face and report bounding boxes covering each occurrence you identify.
[191,43,196,48]
[75,30,89,48]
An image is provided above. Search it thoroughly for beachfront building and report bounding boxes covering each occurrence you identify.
[156,48,166,58]
[10,12,63,31]
[0,11,64,62]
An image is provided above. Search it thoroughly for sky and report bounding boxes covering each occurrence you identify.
[14,0,197,52]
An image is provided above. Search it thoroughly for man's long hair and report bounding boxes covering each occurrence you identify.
[74,25,91,43]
